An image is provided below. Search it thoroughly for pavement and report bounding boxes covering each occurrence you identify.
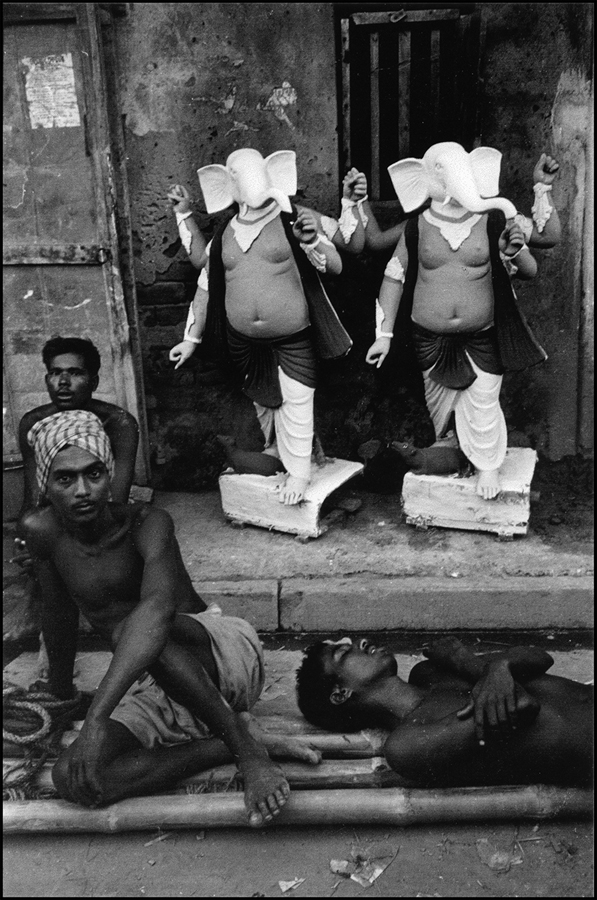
[154,483,593,633]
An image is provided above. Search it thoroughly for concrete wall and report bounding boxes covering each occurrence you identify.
[111,3,593,490]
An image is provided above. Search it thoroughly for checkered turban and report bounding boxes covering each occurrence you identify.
[27,409,115,498]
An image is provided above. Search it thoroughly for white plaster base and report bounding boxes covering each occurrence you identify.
[402,447,538,538]
[218,459,364,539]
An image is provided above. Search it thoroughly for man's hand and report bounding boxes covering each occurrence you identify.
[499,220,526,256]
[343,167,368,202]
[66,718,112,807]
[169,340,197,369]
[292,208,318,244]
[167,184,192,215]
[456,659,520,744]
[533,153,560,186]
[366,337,392,369]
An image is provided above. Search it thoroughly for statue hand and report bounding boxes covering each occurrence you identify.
[366,337,391,369]
[533,153,560,186]
[343,167,368,201]
[167,184,192,214]
[169,340,197,369]
[499,221,525,256]
[292,208,318,244]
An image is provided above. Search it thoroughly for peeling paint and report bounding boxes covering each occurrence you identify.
[22,290,34,300]
[192,85,237,116]
[62,298,92,310]
[258,81,297,130]
[224,120,260,137]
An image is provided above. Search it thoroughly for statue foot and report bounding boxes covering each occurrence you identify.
[476,469,500,500]
[276,474,309,505]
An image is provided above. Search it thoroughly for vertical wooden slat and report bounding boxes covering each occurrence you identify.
[370,30,380,197]
[340,18,351,169]
[430,29,441,143]
[398,29,411,159]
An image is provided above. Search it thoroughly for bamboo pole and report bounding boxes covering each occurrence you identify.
[4,725,386,760]
[3,786,592,834]
[4,758,407,793]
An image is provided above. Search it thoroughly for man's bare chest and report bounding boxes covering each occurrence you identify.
[54,535,143,609]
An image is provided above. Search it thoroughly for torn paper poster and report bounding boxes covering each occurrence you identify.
[22,53,81,129]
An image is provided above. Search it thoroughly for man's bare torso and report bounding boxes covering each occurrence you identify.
[222,216,309,339]
[37,503,202,640]
[412,215,495,334]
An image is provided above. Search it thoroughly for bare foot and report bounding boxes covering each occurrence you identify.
[476,469,500,500]
[242,713,322,765]
[276,474,309,505]
[239,750,291,827]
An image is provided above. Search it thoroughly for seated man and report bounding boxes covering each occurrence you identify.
[21,409,320,826]
[18,335,140,527]
[296,635,592,788]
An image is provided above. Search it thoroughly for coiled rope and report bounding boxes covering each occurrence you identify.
[3,681,83,800]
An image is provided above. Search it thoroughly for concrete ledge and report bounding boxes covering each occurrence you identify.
[279,576,594,632]
[192,580,278,630]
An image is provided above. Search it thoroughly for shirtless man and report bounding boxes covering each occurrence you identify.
[361,150,561,499]
[168,151,368,505]
[22,410,320,824]
[297,636,592,788]
[18,336,139,525]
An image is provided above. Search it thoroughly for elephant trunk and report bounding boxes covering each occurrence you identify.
[445,174,517,219]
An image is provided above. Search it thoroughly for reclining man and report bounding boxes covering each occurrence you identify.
[21,409,320,825]
[297,635,592,788]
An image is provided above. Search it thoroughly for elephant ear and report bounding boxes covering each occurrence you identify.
[387,158,429,211]
[197,164,234,213]
[264,150,297,196]
[469,147,502,198]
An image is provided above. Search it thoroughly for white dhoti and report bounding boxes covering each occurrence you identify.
[423,356,507,472]
[254,367,314,480]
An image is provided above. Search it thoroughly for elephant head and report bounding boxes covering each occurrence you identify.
[197,148,297,214]
[387,141,517,219]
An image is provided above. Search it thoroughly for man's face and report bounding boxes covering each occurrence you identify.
[321,637,398,694]
[45,353,98,410]
[46,446,110,523]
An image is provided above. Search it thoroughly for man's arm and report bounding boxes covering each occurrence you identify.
[365,232,408,368]
[22,513,79,700]
[103,409,139,505]
[422,637,552,743]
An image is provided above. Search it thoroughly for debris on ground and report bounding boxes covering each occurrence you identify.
[476,838,523,872]
[330,841,398,888]
[279,877,305,892]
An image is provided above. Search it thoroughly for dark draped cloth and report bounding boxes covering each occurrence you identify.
[412,322,503,390]
[398,213,547,380]
[226,322,316,408]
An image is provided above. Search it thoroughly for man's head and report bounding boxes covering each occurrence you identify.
[27,410,115,515]
[296,637,398,732]
[42,337,101,410]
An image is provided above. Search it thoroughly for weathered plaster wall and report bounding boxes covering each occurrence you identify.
[479,2,593,459]
[111,3,593,489]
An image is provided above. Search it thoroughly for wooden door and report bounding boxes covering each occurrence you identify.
[3,3,149,481]
[339,7,484,201]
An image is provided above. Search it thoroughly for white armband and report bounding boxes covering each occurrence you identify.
[176,210,193,254]
[197,268,208,291]
[375,298,393,340]
[320,214,340,241]
[338,196,369,243]
[531,183,552,233]
[383,256,405,283]
[183,302,202,343]
[300,233,331,272]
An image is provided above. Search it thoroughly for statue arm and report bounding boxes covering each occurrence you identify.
[527,154,562,248]
[167,184,209,269]
[365,233,408,368]
[169,271,210,369]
